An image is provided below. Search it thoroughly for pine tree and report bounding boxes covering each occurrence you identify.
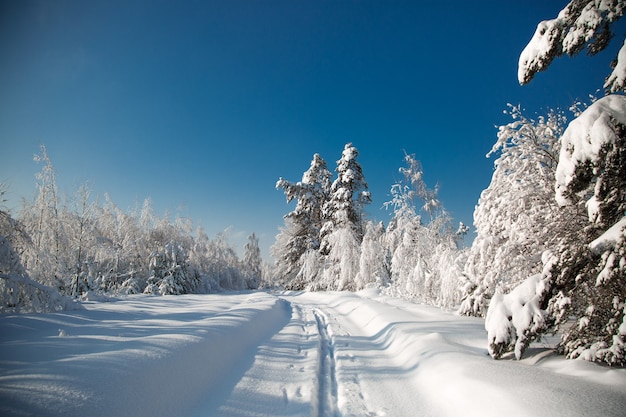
[319,143,371,290]
[273,153,332,289]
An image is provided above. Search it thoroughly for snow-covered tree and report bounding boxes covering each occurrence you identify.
[65,183,98,297]
[381,153,463,306]
[320,144,371,248]
[355,221,389,290]
[319,143,371,290]
[460,106,582,317]
[486,1,626,364]
[92,195,148,294]
[243,232,261,289]
[20,146,65,290]
[1,209,75,313]
[319,212,362,291]
[546,95,626,365]
[144,242,190,295]
[207,230,245,291]
[273,153,332,288]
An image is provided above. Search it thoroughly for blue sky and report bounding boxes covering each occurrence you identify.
[1,1,624,258]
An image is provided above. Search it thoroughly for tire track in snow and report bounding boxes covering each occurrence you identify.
[313,309,338,417]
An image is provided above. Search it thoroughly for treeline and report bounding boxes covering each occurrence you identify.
[0,146,263,312]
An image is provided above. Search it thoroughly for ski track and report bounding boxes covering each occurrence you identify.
[311,308,338,417]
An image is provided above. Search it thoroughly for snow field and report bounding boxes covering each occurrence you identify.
[0,293,290,417]
[1,291,626,417]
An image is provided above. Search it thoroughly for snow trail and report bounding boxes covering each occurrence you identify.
[192,301,319,417]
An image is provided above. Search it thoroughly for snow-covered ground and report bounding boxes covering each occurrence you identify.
[1,290,625,417]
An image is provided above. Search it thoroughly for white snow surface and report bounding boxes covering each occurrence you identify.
[1,290,625,417]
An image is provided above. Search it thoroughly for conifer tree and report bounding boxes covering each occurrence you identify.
[319,143,371,290]
[273,153,332,288]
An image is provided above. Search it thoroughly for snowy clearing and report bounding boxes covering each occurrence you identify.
[1,290,625,417]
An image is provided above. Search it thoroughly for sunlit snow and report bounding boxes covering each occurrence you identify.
[1,290,625,417]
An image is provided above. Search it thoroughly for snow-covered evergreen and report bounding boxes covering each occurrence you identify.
[485,0,626,365]
[273,143,373,291]
[273,153,332,288]
[318,143,371,290]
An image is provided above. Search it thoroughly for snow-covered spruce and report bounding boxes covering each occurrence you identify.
[273,143,373,292]
[273,153,332,288]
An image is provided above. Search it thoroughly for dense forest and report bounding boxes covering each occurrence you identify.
[1,0,625,366]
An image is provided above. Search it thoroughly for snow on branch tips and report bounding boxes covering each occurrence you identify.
[518,0,625,86]
[605,39,626,92]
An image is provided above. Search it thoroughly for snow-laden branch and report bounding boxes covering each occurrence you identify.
[554,94,626,216]
[518,0,625,85]
[604,38,626,92]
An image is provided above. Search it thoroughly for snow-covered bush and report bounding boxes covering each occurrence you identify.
[485,258,553,360]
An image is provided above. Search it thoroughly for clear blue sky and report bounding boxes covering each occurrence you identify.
[1,1,624,258]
